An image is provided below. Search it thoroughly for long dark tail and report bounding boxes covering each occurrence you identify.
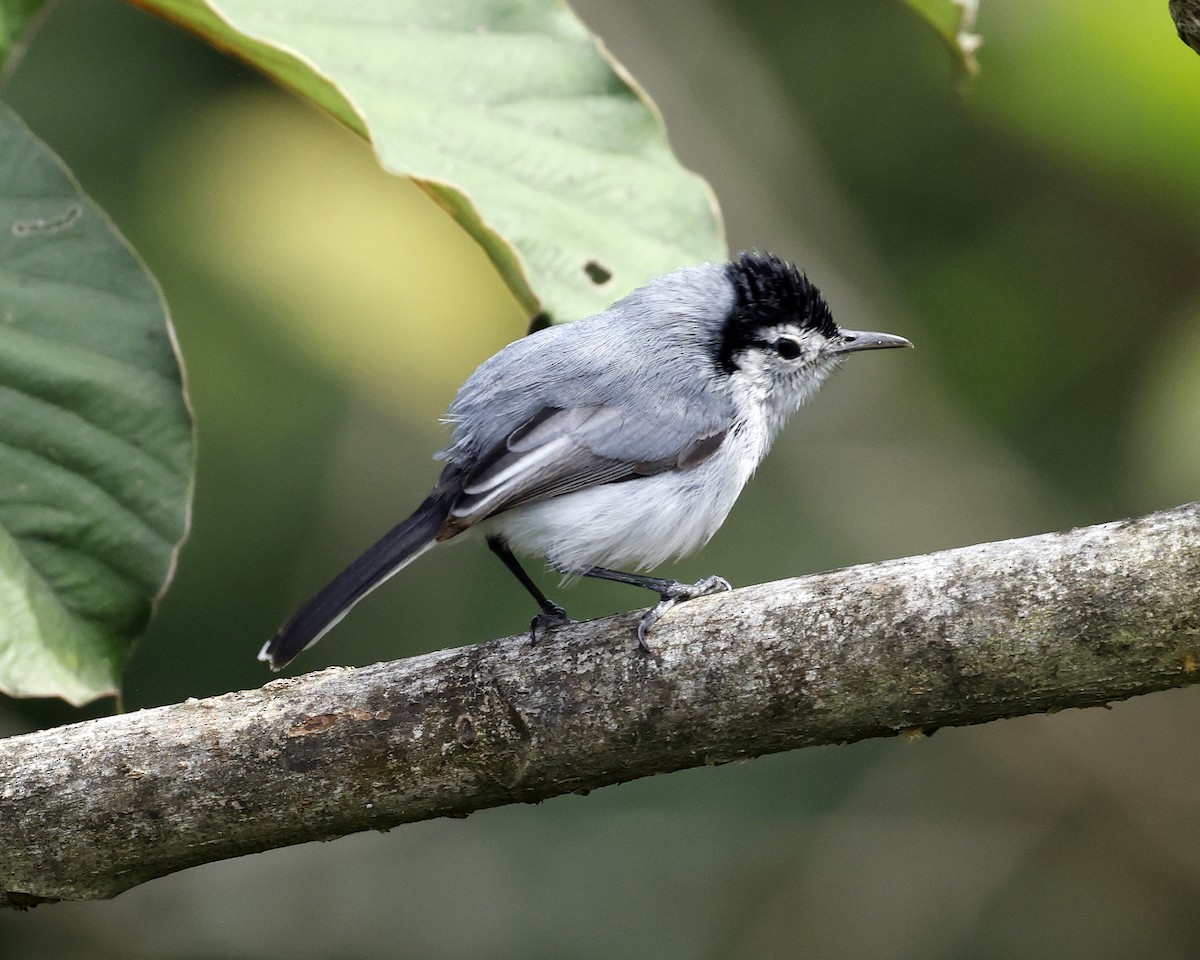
[259,492,453,670]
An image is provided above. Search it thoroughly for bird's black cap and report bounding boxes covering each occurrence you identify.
[719,252,835,372]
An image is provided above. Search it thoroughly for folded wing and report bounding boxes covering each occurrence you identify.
[441,403,731,534]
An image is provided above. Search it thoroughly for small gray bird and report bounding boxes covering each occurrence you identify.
[260,252,911,669]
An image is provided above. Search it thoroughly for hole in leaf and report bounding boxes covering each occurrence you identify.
[583,260,612,285]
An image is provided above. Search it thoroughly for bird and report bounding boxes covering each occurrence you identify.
[259,251,912,670]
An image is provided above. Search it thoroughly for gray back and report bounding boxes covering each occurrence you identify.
[440,263,738,468]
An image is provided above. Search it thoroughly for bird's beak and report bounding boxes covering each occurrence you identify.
[832,329,914,354]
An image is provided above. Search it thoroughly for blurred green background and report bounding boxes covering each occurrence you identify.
[3,0,1200,956]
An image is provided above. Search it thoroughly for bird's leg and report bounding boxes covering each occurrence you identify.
[575,566,732,652]
[487,537,571,640]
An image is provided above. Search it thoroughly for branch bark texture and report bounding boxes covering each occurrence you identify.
[4,504,1200,907]
[1171,0,1200,54]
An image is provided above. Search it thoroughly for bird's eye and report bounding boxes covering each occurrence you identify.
[774,337,802,360]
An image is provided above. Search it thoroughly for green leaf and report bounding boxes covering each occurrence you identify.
[903,0,982,85]
[0,101,194,705]
[0,0,47,76]
[141,0,726,323]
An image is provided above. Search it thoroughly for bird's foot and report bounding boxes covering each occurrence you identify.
[529,604,572,644]
[636,575,732,652]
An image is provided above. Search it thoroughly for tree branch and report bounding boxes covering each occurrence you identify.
[1171,0,1200,55]
[4,503,1200,908]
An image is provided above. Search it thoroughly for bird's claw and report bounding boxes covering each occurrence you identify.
[671,575,732,599]
[635,575,733,652]
[529,605,572,644]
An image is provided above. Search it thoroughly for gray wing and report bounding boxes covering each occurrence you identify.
[443,403,731,530]
[437,282,737,531]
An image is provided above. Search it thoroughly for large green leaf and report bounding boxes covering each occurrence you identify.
[0,102,193,704]
[0,0,46,75]
[903,0,982,85]
[138,0,726,323]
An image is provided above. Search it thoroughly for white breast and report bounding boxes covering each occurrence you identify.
[485,412,772,573]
